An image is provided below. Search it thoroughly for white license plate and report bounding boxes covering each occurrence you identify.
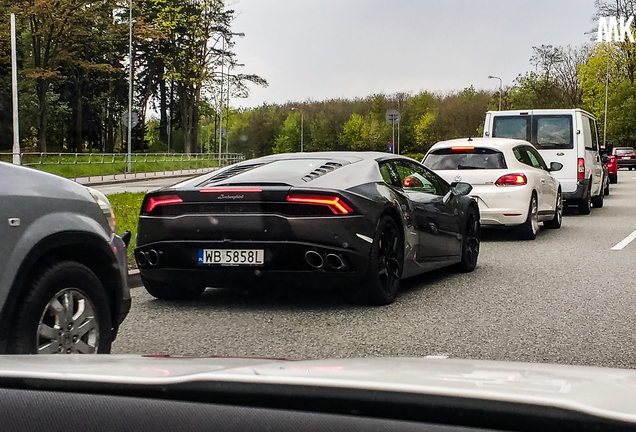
[198,249,264,266]
[622,156,631,159]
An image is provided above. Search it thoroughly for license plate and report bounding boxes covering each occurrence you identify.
[198,249,264,266]
[622,156,631,159]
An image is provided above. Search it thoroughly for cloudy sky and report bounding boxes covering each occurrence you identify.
[229,0,599,108]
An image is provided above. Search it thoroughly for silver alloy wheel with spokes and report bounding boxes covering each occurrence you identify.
[37,288,99,354]
[518,194,539,240]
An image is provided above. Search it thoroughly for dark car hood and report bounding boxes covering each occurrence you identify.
[1,355,636,423]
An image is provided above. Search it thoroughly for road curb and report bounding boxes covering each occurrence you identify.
[77,170,217,187]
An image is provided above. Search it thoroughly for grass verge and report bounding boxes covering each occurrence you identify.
[109,192,146,266]
[0,154,219,179]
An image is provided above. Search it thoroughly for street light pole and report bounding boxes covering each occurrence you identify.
[127,0,133,172]
[603,43,610,147]
[224,32,244,155]
[10,13,20,165]
[488,75,502,110]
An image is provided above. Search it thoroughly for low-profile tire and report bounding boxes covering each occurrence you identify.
[578,186,592,215]
[544,190,563,229]
[517,193,539,240]
[591,188,604,208]
[7,261,112,354]
[142,277,205,300]
[358,215,403,306]
[454,206,480,272]
[610,173,617,184]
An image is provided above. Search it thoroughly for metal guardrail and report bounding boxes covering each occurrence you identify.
[0,152,245,182]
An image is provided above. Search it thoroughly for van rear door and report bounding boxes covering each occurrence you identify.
[531,114,577,195]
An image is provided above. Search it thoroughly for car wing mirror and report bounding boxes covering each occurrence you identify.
[449,181,473,196]
[403,176,423,188]
[601,155,610,163]
[549,162,563,172]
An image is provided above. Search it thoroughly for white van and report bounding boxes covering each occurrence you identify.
[483,109,604,214]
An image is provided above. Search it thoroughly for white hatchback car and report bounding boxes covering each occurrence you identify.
[422,138,563,240]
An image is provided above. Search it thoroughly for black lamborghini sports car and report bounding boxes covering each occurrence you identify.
[135,152,480,305]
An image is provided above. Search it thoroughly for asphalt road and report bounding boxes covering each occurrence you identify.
[112,170,636,369]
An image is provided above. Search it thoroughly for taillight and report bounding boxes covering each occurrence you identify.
[577,158,585,180]
[495,173,527,186]
[200,188,263,193]
[146,195,183,212]
[450,146,475,151]
[286,194,354,214]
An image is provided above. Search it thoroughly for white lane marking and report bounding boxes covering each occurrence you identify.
[611,230,636,251]
[424,354,449,359]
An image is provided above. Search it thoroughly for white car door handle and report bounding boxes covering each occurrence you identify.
[540,179,546,184]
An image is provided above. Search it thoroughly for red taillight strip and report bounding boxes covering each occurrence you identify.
[286,195,354,214]
[200,188,263,193]
[495,173,527,186]
[147,195,183,212]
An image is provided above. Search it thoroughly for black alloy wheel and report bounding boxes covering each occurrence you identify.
[454,207,480,272]
[360,216,403,306]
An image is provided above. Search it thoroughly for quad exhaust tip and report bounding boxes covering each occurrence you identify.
[325,253,345,270]
[304,250,324,269]
[137,249,160,268]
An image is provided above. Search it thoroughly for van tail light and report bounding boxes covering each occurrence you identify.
[286,194,354,214]
[495,173,527,186]
[577,158,585,179]
[146,195,183,212]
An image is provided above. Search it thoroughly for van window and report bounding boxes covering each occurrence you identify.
[582,117,594,150]
[492,117,529,141]
[534,116,573,149]
[590,118,599,150]
[492,114,574,150]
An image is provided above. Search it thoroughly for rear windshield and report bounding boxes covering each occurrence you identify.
[492,115,574,150]
[615,148,635,155]
[423,148,507,170]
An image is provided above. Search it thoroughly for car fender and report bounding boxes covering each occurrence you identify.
[0,212,115,347]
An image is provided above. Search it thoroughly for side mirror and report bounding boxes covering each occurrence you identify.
[403,176,423,188]
[602,155,611,163]
[449,181,473,196]
[549,162,563,172]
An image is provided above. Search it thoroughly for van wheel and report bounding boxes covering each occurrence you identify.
[591,189,604,208]
[517,194,538,240]
[578,188,591,215]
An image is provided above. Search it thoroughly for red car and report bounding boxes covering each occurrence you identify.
[615,147,636,170]
[604,154,618,183]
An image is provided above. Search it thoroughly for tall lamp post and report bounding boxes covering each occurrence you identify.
[127,0,134,172]
[218,32,244,159]
[291,107,304,152]
[10,13,20,165]
[488,75,502,110]
[226,63,244,153]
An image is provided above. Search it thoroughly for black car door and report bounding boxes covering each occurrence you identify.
[388,160,462,261]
